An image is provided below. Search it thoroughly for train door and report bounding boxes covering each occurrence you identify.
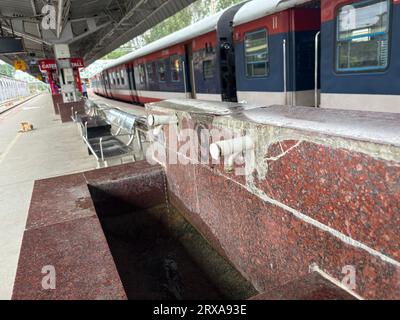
[286,6,321,107]
[127,63,139,104]
[184,43,196,99]
[103,71,112,97]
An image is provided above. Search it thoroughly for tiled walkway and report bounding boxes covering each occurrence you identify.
[0,94,97,299]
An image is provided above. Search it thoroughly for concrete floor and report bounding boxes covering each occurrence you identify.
[0,94,98,299]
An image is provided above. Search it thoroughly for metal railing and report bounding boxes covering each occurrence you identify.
[0,76,30,103]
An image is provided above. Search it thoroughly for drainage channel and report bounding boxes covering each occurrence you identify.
[88,184,257,300]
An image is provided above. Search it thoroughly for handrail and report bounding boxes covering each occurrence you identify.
[82,135,100,161]
[283,39,287,105]
[99,137,104,161]
[314,31,321,108]
[182,60,188,98]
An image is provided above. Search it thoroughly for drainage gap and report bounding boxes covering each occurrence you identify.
[88,185,257,300]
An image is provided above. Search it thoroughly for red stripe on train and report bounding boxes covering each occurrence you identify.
[322,0,398,23]
[234,8,320,42]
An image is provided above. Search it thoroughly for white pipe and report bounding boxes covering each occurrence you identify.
[147,114,178,127]
[210,136,254,161]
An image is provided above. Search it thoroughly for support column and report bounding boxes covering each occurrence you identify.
[54,44,85,122]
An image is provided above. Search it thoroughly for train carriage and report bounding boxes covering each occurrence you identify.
[320,0,400,113]
[93,2,245,105]
[232,0,320,106]
[92,0,400,114]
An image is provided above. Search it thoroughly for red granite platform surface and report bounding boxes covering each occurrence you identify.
[12,162,165,300]
[146,101,400,300]
[249,272,356,300]
[51,94,63,115]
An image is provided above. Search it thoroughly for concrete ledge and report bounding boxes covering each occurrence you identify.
[51,94,63,115]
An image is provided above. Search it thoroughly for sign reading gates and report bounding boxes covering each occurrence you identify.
[39,58,84,71]
[39,59,57,71]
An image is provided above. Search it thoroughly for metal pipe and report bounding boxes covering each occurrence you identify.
[99,137,104,161]
[82,136,99,161]
[209,136,254,161]
[314,31,321,108]
[56,0,64,38]
[147,114,178,127]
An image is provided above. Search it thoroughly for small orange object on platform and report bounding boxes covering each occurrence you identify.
[19,122,34,132]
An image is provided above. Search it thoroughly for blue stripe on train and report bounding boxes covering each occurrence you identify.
[321,4,400,95]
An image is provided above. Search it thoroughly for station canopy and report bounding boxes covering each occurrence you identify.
[0,0,196,77]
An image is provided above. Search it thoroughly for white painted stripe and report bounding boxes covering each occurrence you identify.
[251,182,400,267]
[0,134,21,165]
[137,90,187,100]
[310,264,364,300]
[195,93,222,102]
[237,90,315,107]
[106,89,222,102]
[108,89,131,95]
[321,93,400,113]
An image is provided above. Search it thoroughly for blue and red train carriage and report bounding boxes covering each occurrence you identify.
[92,0,400,113]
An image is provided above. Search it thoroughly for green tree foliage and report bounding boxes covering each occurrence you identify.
[102,0,244,60]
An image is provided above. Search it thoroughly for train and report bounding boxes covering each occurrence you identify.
[91,0,399,113]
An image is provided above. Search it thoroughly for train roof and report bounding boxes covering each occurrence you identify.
[233,0,312,26]
[103,9,228,71]
[97,0,313,74]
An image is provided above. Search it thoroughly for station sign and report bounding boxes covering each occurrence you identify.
[39,57,84,72]
[70,58,84,69]
[39,59,57,71]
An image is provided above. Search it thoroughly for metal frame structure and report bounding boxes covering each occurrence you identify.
[0,0,197,78]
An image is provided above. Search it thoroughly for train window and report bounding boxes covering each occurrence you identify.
[147,63,154,82]
[244,29,269,77]
[203,60,214,79]
[138,65,146,84]
[158,60,166,82]
[336,0,390,72]
[121,71,125,86]
[170,55,181,82]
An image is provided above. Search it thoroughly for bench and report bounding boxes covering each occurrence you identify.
[82,108,140,168]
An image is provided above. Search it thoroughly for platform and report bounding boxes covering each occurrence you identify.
[0,93,143,299]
